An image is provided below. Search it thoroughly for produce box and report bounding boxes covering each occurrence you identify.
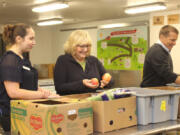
[34,64,55,79]
[63,93,137,133]
[128,87,180,125]
[11,99,93,135]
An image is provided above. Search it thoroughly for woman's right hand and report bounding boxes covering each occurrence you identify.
[82,79,99,89]
[38,88,51,98]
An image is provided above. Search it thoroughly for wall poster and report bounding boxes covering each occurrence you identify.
[153,16,164,25]
[168,14,179,24]
[97,25,148,70]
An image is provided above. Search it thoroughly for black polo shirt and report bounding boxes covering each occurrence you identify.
[0,51,38,116]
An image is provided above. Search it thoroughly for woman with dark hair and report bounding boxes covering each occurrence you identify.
[0,23,58,131]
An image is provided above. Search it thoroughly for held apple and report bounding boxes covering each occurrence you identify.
[91,78,99,85]
[102,73,112,82]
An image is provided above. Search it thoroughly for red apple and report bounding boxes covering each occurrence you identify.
[102,73,111,82]
[91,78,99,85]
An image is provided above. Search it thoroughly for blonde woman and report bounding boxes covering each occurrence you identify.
[54,30,113,95]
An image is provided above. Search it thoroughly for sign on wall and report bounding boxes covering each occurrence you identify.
[97,25,148,70]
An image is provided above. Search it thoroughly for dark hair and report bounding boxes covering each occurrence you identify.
[2,23,31,44]
[159,25,179,38]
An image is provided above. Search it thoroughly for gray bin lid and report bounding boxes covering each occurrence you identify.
[127,87,180,97]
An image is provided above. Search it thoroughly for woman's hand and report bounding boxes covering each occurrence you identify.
[48,93,61,98]
[82,79,99,89]
[38,87,60,99]
[100,80,109,88]
[38,87,51,98]
[100,73,112,88]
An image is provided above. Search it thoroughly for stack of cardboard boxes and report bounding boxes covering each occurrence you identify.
[11,87,180,134]
[11,92,137,134]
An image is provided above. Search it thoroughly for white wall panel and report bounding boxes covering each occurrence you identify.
[30,26,54,64]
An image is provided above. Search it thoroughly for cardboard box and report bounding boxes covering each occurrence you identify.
[11,99,93,135]
[48,64,55,78]
[34,64,55,79]
[63,93,137,133]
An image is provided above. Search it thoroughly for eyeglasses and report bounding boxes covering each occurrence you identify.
[77,44,91,49]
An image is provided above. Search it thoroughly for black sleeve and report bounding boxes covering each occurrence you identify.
[0,54,22,83]
[149,50,177,83]
[95,57,114,88]
[53,56,86,95]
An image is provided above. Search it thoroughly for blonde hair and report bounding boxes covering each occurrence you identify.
[64,30,92,56]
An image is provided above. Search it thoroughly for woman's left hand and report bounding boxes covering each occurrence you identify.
[100,80,109,88]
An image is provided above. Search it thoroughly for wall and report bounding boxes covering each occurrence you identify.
[50,15,149,63]
[30,26,54,64]
[150,10,180,74]
[51,28,98,62]
[0,15,149,65]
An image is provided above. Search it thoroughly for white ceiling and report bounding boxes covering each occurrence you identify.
[0,0,180,26]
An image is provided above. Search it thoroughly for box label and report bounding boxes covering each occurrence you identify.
[78,107,93,119]
[160,100,166,112]
[11,107,27,116]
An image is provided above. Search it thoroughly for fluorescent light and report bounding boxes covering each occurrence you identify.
[32,3,69,13]
[125,2,167,14]
[34,0,50,4]
[99,23,128,29]
[37,20,63,26]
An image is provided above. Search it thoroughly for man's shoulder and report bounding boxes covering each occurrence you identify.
[151,43,161,48]
[147,43,168,59]
[149,44,164,52]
